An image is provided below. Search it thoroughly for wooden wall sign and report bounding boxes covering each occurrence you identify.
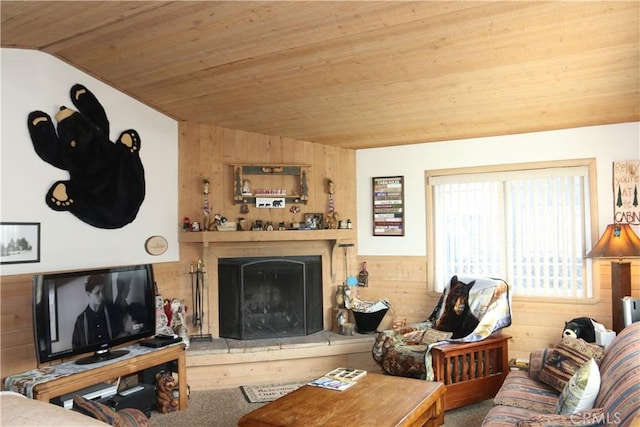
[372,176,404,236]
[613,160,640,225]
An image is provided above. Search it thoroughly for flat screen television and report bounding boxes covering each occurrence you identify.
[33,264,156,365]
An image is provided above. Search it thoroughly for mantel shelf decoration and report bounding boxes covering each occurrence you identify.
[232,164,310,206]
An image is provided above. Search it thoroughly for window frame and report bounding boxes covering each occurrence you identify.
[425,158,600,299]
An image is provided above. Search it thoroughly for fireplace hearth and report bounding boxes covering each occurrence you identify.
[218,256,323,340]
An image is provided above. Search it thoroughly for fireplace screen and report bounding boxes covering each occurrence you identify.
[218,256,323,340]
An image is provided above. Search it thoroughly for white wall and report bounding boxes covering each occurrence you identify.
[1,49,179,275]
[357,123,640,255]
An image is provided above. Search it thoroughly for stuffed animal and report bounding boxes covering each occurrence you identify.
[155,371,179,414]
[563,317,605,343]
[435,276,480,339]
[27,84,145,229]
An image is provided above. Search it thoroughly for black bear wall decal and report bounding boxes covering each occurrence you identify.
[435,275,480,339]
[27,84,145,229]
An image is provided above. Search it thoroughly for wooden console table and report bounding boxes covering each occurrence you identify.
[4,343,187,410]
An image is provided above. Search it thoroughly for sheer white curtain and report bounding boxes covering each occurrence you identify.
[431,166,592,297]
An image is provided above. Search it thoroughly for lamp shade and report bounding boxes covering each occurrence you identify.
[586,223,640,258]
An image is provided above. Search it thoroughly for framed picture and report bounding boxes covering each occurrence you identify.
[1,222,41,264]
[303,213,324,229]
[372,176,405,236]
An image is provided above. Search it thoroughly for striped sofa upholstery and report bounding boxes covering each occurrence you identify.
[483,322,640,426]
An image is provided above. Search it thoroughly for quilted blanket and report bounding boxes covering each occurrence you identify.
[373,275,512,380]
[433,275,512,343]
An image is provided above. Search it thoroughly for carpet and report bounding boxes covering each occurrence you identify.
[240,381,308,403]
[148,388,493,427]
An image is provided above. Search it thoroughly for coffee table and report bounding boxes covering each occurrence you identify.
[237,373,445,427]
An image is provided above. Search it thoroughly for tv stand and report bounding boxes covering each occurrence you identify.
[4,343,187,411]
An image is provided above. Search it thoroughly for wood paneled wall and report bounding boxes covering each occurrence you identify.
[2,121,639,385]
[178,121,356,228]
[173,122,358,333]
[355,256,640,360]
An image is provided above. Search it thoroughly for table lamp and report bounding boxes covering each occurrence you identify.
[586,223,640,333]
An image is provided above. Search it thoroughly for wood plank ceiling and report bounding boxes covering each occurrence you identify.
[1,1,638,149]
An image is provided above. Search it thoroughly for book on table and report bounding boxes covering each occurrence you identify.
[307,368,367,391]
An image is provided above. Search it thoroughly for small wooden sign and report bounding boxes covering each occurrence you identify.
[613,160,640,225]
[372,176,404,236]
[145,235,168,255]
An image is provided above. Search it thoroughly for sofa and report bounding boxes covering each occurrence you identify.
[483,321,640,426]
[0,391,149,427]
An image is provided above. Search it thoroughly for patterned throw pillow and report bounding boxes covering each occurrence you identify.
[402,329,426,344]
[555,358,601,414]
[115,408,151,427]
[72,395,150,427]
[420,328,453,345]
[73,395,117,424]
[538,337,605,393]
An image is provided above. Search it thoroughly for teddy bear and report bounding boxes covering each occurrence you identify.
[562,317,605,343]
[27,84,145,229]
[435,276,480,339]
[155,371,179,414]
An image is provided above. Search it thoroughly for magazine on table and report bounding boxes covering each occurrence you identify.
[307,368,367,391]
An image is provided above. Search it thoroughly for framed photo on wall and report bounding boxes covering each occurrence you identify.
[372,176,405,236]
[1,222,41,264]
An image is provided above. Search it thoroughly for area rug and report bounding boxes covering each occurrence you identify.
[240,381,307,403]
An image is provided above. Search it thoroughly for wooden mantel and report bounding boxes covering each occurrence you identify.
[178,229,356,245]
[179,229,356,281]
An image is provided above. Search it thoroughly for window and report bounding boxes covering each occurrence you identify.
[426,160,596,298]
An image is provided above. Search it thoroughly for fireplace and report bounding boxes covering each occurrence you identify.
[218,256,323,340]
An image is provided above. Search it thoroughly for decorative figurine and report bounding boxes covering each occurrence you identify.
[234,167,243,201]
[326,179,337,229]
[169,298,189,348]
[155,371,179,413]
[202,178,211,231]
[242,179,252,195]
[300,170,309,201]
[326,211,339,229]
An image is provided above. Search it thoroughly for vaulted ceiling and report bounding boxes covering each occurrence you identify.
[2,1,638,149]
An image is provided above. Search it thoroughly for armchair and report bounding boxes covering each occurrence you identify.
[373,275,512,410]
